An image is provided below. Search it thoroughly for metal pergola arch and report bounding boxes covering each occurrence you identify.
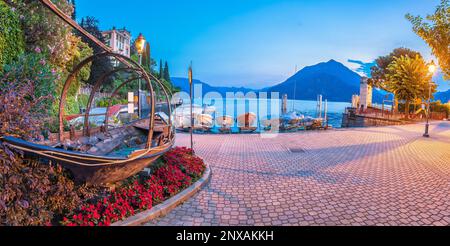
[59,52,157,148]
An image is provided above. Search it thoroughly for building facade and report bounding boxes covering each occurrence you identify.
[102,27,131,59]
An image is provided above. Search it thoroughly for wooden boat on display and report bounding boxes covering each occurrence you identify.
[2,116,174,185]
[237,112,257,133]
[216,115,234,133]
[0,0,175,185]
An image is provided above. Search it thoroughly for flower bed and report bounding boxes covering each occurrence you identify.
[61,147,206,226]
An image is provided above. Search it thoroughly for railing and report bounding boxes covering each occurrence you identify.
[346,106,447,121]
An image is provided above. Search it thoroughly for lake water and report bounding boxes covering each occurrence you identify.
[187,98,351,132]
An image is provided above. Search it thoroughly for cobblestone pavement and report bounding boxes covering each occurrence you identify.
[145,122,450,226]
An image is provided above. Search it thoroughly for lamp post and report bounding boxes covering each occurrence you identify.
[135,33,146,118]
[188,63,194,151]
[424,61,437,138]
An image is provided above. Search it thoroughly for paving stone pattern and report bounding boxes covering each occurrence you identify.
[145,122,450,226]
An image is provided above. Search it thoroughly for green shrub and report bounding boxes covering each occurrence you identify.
[1,51,58,112]
[431,101,450,117]
[96,97,128,107]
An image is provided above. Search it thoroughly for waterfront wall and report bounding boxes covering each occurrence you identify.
[341,113,407,128]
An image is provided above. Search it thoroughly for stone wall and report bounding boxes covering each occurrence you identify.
[342,113,407,128]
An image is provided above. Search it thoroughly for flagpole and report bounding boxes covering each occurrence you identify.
[188,63,194,151]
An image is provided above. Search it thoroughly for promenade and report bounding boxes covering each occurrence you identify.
[146,122,450,226]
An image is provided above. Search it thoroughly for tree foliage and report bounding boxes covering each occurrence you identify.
[369,48,422,91]
[79,16,114,88]
[142,42,151,70]
[163,61,171,83]
[406,0,450,79]
[159,59,163,79]
[386,55,436,114]
[4,0,93,116]
[1,49,58,112]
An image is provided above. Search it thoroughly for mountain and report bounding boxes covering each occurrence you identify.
[262,59,387,103]
[171,77,255,97]
[171,60,389,103]
[435,90,450,103]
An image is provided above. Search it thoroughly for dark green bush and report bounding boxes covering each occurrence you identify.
[96,97,128,108]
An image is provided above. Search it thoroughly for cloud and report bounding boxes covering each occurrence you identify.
[347,59,377,78]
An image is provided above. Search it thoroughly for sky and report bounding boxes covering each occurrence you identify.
[76,0,449,91]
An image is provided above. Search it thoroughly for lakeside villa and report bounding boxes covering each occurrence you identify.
[0,0,449,238]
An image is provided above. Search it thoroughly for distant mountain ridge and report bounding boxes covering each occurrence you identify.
[171,77,255,97]
[171,60,391,103]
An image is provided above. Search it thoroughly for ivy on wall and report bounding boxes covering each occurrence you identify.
[0,1,25,70]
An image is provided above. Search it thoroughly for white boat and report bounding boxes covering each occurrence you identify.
[216,115,234,128]
[196,114,214,131]
[173,104,203,129]
[237,112,257,132]
[216,115,234,133]
[203,105,216,115]
[237,112,257,127]
[281,112,304,125]
[262,118,281,130]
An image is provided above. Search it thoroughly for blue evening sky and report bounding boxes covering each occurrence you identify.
[76,0,449,91]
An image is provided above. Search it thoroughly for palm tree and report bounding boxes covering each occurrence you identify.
[386,55,435,117]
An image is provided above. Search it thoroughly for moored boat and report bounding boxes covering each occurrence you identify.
[203,105,216,115]
[281,111,304,125]
[237,112,257,133]
[173,104,203,131]
[216,115,234,133]
[262,118,281,131]
[195,114,214,132]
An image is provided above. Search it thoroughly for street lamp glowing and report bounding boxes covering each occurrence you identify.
[424,60,437,138]
[428,61,437,74]
[135,33,146,55]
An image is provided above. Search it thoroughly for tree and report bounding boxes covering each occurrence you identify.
[370,48,422,90]
[163,61,171,83]
[79,16,114,89]
[406,0,450,79]
[3,0,93,115]
[5,0,80,70]
[142,42,151,70]
[71,0,76,20]
[159,59,164,79]
[386,55,436,116]
[370,48,422,112]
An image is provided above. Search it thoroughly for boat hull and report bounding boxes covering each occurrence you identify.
[237,113,257,127]
[1,136,173,185]
[216,116,234,128]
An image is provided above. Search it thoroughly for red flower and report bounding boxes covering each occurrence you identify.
[61,147,205,226]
